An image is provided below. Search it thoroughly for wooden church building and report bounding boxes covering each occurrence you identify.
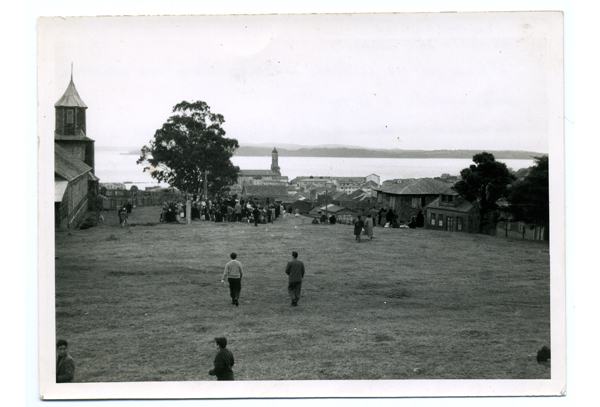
[54,70,99,228]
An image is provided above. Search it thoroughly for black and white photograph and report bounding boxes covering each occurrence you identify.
[37,8,565,401]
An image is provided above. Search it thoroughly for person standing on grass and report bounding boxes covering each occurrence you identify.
[386,208,395,226]
[369,207,378,224]
[285,251,305,306]
[208,337,235,380]
[126,201,133,220]
[234,200,242,222]
[252,206,261,227]
[354,216,364,242]
[364,214,374,240]
[56,339,75,383]
[222,252,243,306]
[118,206,128,228]
[227,204,234,222]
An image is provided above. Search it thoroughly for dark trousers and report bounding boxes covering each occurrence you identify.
[288,281,302,301]
[228,278,241,300]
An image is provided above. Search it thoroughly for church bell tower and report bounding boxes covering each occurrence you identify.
[54,65,95,173]
[271,147,281,175]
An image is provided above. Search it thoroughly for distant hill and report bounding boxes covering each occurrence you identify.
[121,145,545,160]
[235,146,545,160]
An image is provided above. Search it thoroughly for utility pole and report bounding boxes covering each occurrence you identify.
[325,185,328,220]
[203,171,208,201]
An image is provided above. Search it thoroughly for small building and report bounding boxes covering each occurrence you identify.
[238,169,286,186]
[290,177,334,189]
[55,143,97,228]
[100,183,127,190]
[309,204,357,223]
[241,184,289,205]
[375,178,453,223]
[424,188,479,233]
[288,199,314,215]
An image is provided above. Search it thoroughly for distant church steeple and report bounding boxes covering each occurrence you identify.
[271,147,280,175]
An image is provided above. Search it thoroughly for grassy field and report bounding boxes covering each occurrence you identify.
[55,206,551,381]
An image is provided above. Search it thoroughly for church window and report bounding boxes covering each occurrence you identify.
[66,109,74,124]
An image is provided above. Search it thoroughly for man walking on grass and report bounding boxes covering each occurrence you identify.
[222,252,243,306]
[285,251,305,306]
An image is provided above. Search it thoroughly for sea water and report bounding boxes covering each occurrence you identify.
[94,150,535,187]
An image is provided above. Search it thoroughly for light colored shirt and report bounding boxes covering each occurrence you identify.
[223,260,243,280]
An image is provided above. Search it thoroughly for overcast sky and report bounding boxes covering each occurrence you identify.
[38,12,561,152]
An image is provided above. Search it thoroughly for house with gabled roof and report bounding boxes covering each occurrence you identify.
[288,198,314,215]
[308,204,357,223]
[55,143,97,228]
[424,187,479,233]
[374,178,453,223]
[241,184,289,205]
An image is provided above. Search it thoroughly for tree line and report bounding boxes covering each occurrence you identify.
[453,152,549,238]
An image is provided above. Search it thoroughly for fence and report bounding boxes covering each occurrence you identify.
[100,189,188,210]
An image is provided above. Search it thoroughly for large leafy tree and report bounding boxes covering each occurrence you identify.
[453,152,516,234]
[137,101,239,198]
[508,156,549,239]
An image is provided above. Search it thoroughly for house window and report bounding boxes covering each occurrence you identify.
[430,212,436,226]
[66,109,74,124]
[390,196,396,207]
[411,197,418,208]
[446,216,453,231]
[438,214,443,227]
[457,217,463,231]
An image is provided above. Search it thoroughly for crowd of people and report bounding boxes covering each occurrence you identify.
[160,196,287,226]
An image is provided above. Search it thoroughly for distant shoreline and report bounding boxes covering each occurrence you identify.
[117,146,545,160]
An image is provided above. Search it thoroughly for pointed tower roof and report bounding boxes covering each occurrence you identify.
[54,70,87,108]
[272,147,278,153]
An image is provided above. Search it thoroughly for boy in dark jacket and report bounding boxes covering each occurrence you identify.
[209,337,234,380]
[56,339,75,383]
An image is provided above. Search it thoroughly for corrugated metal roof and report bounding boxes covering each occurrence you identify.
[54,78,88,108]
[240,170,278,176]
[55,132,94,142]
[425,197,474,213]
[348,189,367,198]
[242,184,289,197]
[376,178,453,196]
[312,204,356,214]
[335,177,365,183]
[54,143,92,181]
